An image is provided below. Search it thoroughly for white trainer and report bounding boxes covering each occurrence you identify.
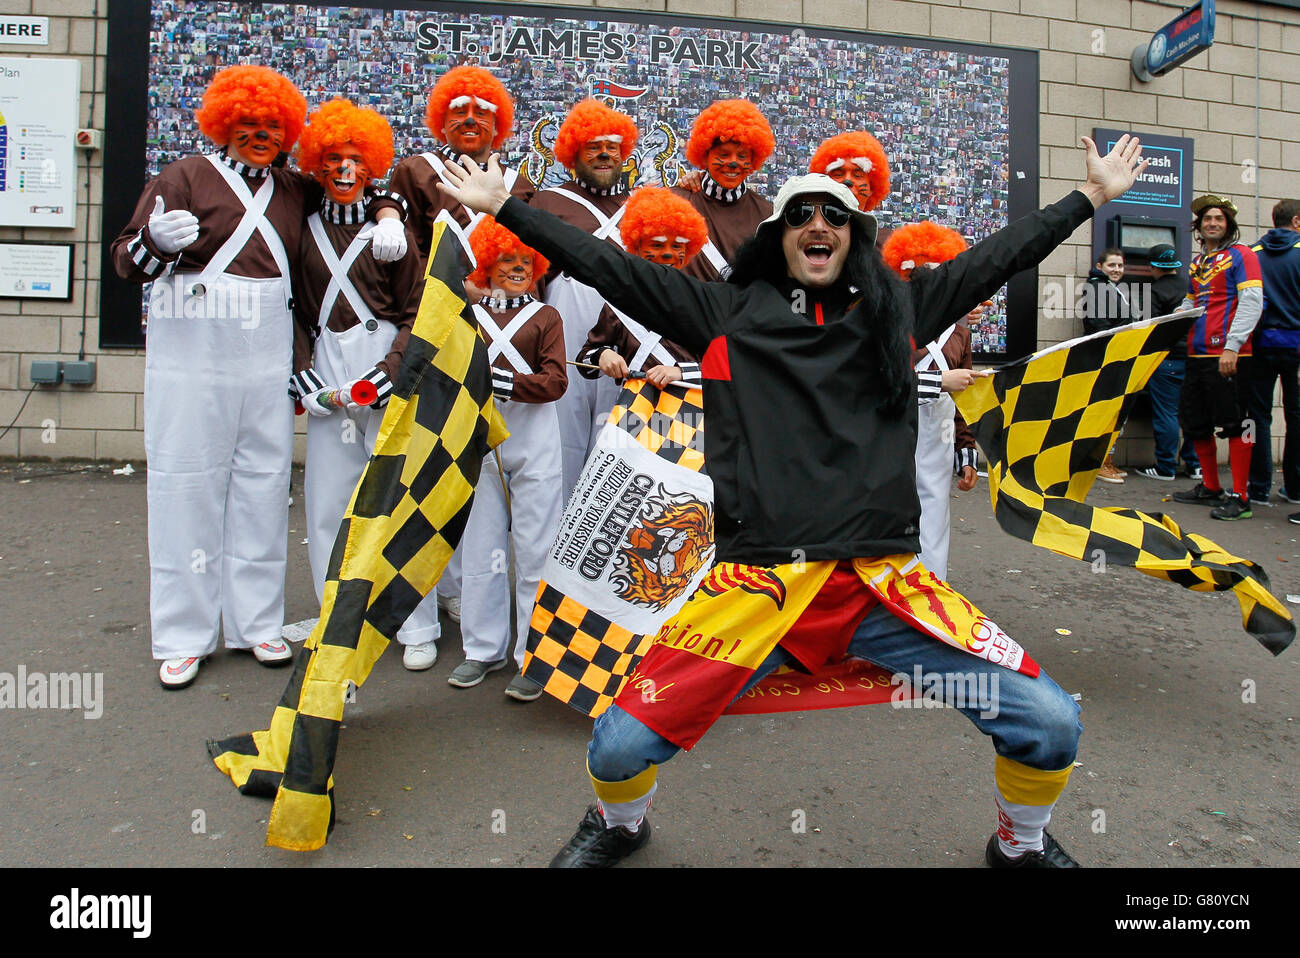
[438,593,462,623]
[252,639,293,666]
[403,641,438,671]
[159,656,202,689]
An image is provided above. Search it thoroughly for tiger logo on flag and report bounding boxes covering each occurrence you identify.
[612,489,712,611]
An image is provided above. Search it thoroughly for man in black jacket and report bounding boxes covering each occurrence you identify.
[439,134,1148,869]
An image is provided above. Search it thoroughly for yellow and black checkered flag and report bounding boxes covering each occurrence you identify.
[523,380,710,716]
[207,221,509,850]
[955,309,1293,655]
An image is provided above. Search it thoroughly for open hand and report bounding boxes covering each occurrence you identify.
[435,154,511,216]
[1079,134,1149,209]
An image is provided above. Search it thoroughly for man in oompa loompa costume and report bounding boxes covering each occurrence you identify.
[389,64,535,263]
[576,186,710,389]
[448,218,567,699]
[672,99,775,282]
[882,222,985,582]
[290,98,449,672]
[112,66,402,689]
[527,99,640,499]
[386,64,534,621]
[438,129,1152,869]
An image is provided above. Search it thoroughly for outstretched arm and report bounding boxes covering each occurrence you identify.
[436,155,736,355]
[910,135,1151,346]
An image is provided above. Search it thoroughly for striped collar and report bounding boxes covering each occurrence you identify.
[216,151,271,179]
[701,172,746,203]
[479,294,534,310]
[438,143,489,171]
[575,177,626,197]
[321,196,368,225]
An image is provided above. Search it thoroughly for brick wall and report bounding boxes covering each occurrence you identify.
[2,0,1298,464]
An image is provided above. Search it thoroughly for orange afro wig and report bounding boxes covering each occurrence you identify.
[809,131,892,212]
[685,99,775,172]
[553,99,639,170]
[196,65,307,151]
[297,99,395,180]
[619,187,709,263]
[468,217,550,290]
[880,222,968,280]
[424,65,514,151]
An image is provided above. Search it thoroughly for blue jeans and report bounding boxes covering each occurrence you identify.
[1243,347,1300,500]
[1147,358,1196,476]
[588,603,1083,782]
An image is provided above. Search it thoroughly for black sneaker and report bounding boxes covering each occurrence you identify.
[985,832,1080,868]
[1210,495,1252,521]
[1288,512,1300,525]
[1172,483,1228,505]
[549,805,650,868]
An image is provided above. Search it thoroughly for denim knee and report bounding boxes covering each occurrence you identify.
[989,675,1083,772]
[587,704,680,782]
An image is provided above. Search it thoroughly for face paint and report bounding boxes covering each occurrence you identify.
[443,96,497,160]
[574,136,623,190]
[229,115,285,167]
[489,250,535,297]
[635,235,690,269]
[318,143,371,205]
[706,141,754,190]
[824,157,876,211]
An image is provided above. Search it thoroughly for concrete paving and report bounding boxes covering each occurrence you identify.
[2,459,1297,868]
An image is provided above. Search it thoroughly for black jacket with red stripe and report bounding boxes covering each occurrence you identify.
[497,191,1094,565]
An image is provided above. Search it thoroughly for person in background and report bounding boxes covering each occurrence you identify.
[1135,243,1199,482]
[1244,200,1300,508]
[1172,194,1264,521]
[1079,247,1132,483]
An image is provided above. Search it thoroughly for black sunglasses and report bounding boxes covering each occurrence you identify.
[783,200,853,229]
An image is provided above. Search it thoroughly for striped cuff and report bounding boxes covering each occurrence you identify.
[290,368,326,401]
[678,361,702,387]
[577,346,606,378]
[491,366,514,401]
[955,446,979,475]
[128,227,172,278]
[360,365,392,407]
[917,369,943,404]
[367,188,410,222]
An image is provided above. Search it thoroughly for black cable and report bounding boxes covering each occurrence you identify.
[0,385,38,442]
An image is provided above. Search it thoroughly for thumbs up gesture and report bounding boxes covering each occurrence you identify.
[147,195,200,255]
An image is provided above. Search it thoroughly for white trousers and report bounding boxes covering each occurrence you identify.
[303,320,441,647]
[915,393,957,582]
[460,400,563,666]
[144,273,293,659]
[545,273,621,503]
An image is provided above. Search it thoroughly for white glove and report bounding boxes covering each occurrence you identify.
[369,217,407,262]
[302,385,340,417]
[339,379,366,412]
[147,195,200,255]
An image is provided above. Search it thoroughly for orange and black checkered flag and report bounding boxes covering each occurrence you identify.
[955,309,1293,655]
[207,221,508,850]
[522,379,713,716]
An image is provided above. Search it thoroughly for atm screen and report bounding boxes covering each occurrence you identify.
[1121,222,1177,250]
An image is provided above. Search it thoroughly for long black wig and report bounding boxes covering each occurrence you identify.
[727,219,917,417]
